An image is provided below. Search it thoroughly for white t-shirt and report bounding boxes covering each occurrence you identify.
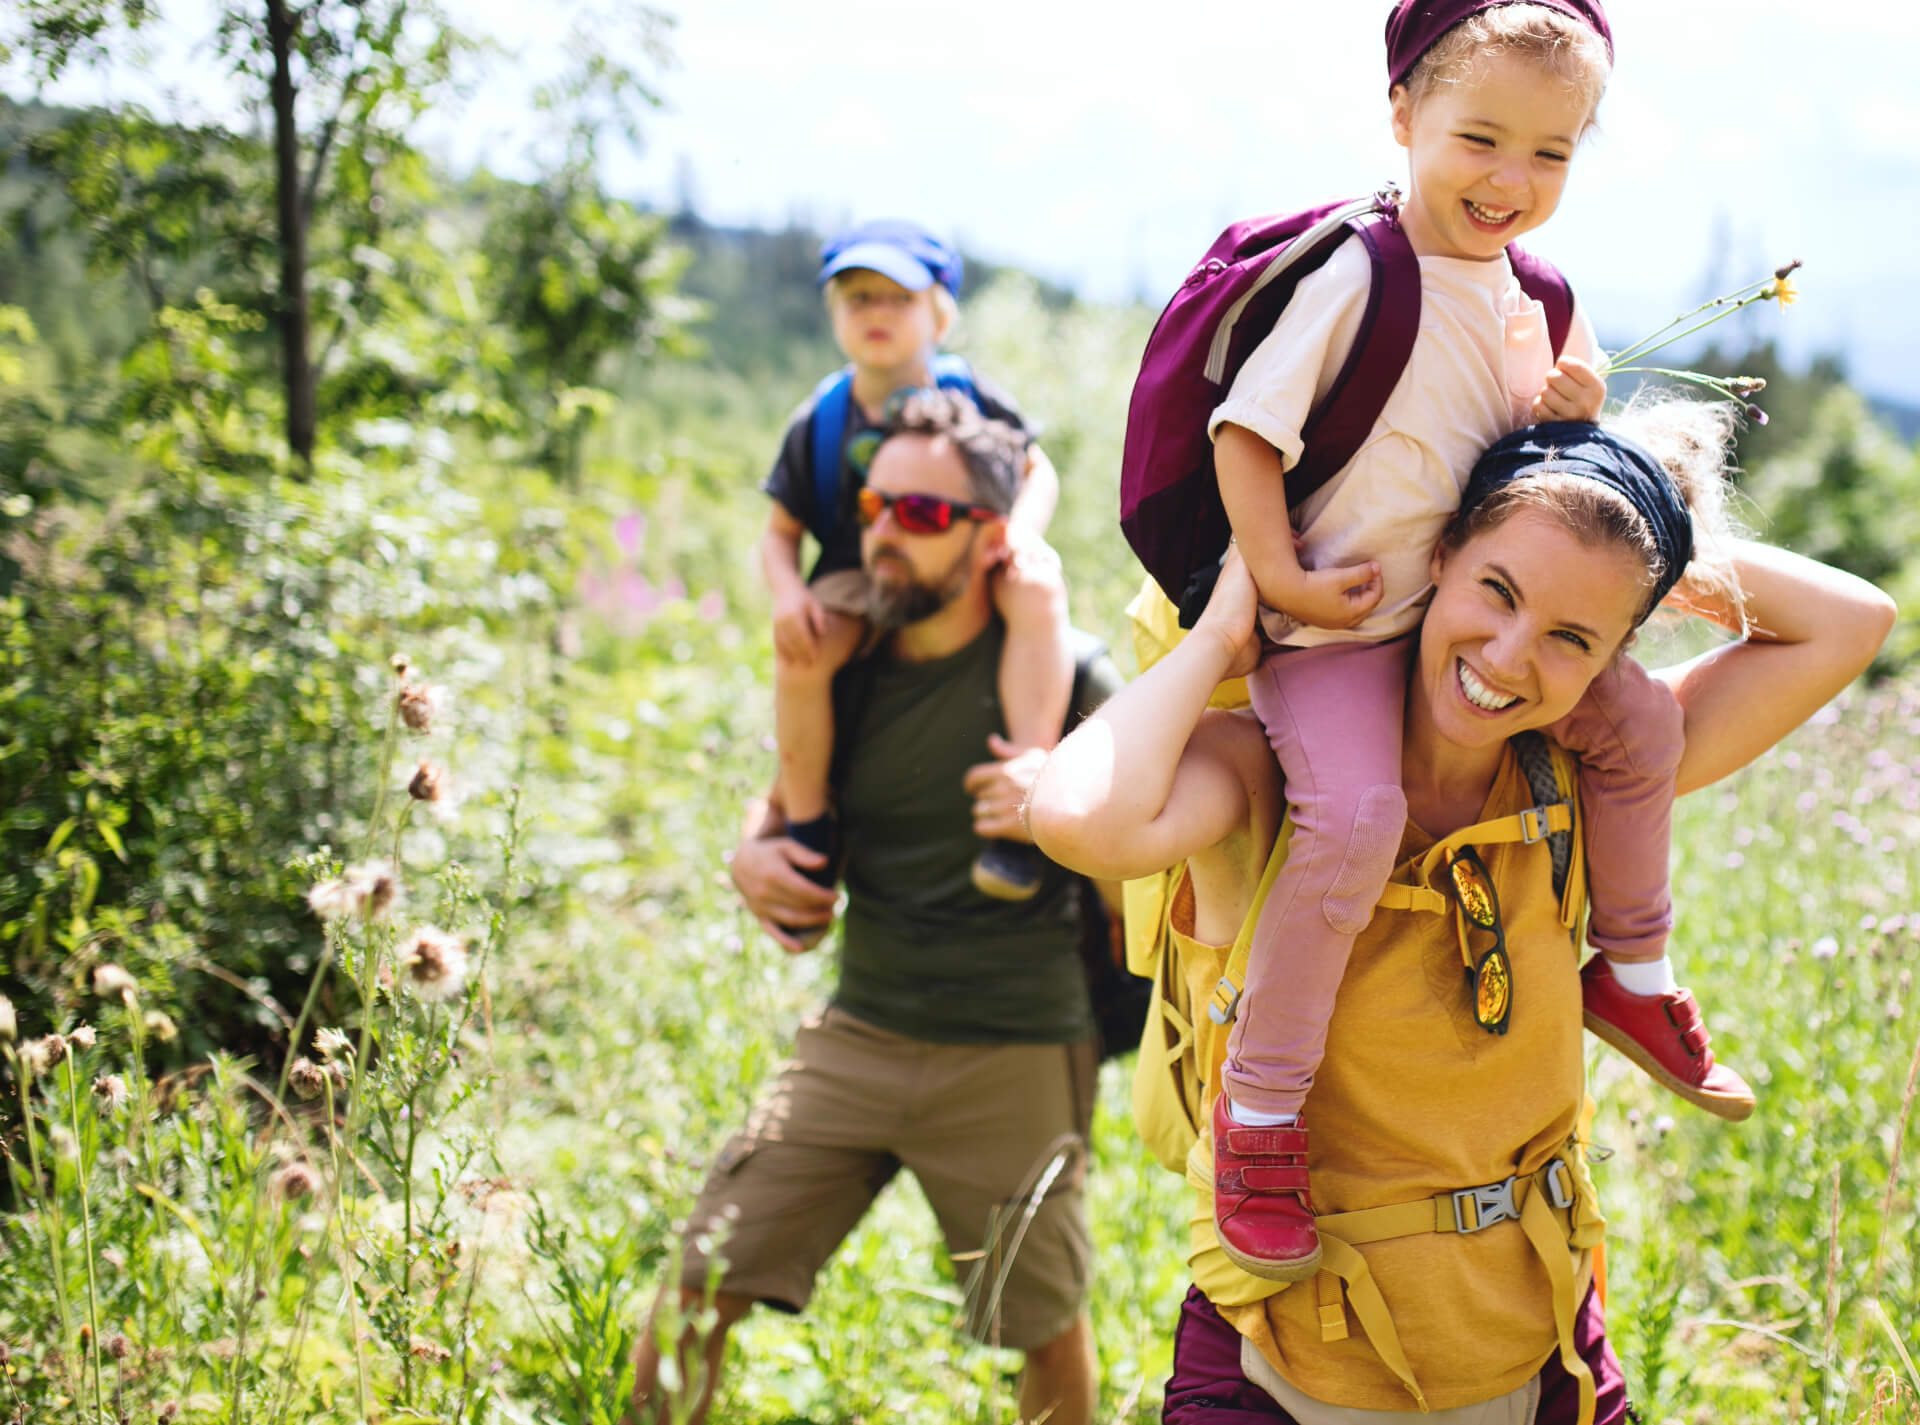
[1208,234,1599,647]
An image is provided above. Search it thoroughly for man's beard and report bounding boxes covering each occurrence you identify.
[865,531,978,632]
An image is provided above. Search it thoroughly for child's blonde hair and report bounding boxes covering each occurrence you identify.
[823,270,959,343]
[1398,3,1611,130]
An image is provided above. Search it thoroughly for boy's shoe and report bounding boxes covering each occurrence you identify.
[1211,1094,1322,1282]
[972,840,1045,902]
[1580,956,1756,1121]
[778,813,842,944]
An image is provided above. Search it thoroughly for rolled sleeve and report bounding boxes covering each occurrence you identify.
[1206,235,1372,475]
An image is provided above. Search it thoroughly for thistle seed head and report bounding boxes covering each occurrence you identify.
[270,1161,318,1203]
[400,927,471,1004]
[21,1034,67,1078]
[314,1026,352,1061]
[92,1075,130,1115]
[288,1057,326,1102]
[408,758,446,803]
[143,1012,178,1045]
[92,963,139,1004]
[397,681,445,733]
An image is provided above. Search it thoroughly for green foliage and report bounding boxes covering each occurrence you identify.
[1743,387,1920,666]
[480,174,695,480]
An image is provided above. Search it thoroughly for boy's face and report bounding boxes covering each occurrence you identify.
[1390,50,1591,262]
[828,269,943,376]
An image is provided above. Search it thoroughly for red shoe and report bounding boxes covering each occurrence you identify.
[1581,956,1756,1121]
[1212,1094,1322,1282]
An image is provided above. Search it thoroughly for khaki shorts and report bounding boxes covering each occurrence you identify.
[681,1007,1097,1351]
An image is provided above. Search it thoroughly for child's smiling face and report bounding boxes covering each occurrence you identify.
[827,269,943,377]
[1390,49,1593,262]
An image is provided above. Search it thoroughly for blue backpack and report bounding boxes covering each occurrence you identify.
[804,353,980,545]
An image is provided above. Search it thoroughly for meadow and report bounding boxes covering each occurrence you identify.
[2,265,1917,1425]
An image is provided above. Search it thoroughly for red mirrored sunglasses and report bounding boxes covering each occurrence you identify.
[855,486,999,535]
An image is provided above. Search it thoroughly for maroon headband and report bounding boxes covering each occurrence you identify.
[1385,0,1613,87]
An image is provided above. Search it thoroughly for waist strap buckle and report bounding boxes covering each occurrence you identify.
[1452,1175,1520,1233]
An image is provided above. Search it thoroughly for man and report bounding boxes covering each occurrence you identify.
[627,391,1119,1425]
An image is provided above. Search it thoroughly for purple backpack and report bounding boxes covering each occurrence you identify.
[1119,189,1573,614]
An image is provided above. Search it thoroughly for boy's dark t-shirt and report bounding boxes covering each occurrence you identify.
[762,368,1034,580]
[828,619,1120,1045]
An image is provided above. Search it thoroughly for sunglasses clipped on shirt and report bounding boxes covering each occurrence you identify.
[1445,845,1513,1036]
[855,485,1000,535]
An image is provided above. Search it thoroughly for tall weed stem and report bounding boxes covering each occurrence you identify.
[63,1059,106,1422]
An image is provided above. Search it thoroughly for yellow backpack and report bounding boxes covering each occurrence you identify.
[1120,577,1609,1424]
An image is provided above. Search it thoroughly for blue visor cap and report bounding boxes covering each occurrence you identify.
[818,220,964,296]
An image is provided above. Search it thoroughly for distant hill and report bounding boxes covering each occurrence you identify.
[664,210,1076,379]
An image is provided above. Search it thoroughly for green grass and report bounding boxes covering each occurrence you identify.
[2,276,1915,1423]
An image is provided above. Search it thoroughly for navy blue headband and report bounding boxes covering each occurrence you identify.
[1460,422,1694,621]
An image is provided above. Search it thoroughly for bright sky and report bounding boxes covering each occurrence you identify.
[18,1,1920,402]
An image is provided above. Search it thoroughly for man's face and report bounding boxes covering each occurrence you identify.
[860,432,1002,630]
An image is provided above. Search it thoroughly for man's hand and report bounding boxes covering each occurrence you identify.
[772,585,828,666]
[1531,355,1607,424]
[730,832,838,953]
[964,734,1050,842]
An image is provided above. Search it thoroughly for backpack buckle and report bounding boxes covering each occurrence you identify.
[1543,1158,1575,1211]
[1518,804,1552,844]
[1452,1175,1520,1233]
[1208,977,1242,1026]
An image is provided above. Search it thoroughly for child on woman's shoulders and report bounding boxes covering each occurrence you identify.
[757,221,1073,919]
[1192,0,1755,1285]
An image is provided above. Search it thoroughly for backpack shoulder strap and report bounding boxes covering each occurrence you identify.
[806,366,856,545]
[1065,628,1111,728]
[1507,246,1575,358]
[1512,730,1573,906]
[1285,212,1423,511]
[1210,735,1582,1026]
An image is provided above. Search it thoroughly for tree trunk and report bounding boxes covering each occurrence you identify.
[266,0,316,469]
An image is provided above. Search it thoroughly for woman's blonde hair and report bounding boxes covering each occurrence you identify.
[1398,3,1611,131]
[1441,392,1749,637]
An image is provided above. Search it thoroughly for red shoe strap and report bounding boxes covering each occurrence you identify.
[1222,1125,1310,1157]
[1219,1163,1313,1197]
[1663,990,1713,1061]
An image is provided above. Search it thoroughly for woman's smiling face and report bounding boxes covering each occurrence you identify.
[1417,507,1649,750]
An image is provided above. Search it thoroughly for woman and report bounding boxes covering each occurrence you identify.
[1029,410,1894,1423]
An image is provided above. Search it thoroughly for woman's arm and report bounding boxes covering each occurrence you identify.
[1028,549,1269,881]
[1659,539,1896,795]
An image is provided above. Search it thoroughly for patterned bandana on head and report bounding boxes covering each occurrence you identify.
[1460,422,1693,622]
[1384,0,1614,87]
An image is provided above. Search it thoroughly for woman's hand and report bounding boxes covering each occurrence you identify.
[1190,545,1267,680]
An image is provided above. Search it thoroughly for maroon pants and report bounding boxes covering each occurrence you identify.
[1163,1284,1630,1423]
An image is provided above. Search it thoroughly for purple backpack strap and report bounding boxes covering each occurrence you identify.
[1284,213,1421,509]
[1508,244,1574,356]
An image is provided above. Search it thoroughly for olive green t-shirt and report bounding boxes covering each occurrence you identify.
[829,620,1121,1044]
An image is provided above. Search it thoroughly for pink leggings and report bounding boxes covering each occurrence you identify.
[1224,641,1685,1119]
